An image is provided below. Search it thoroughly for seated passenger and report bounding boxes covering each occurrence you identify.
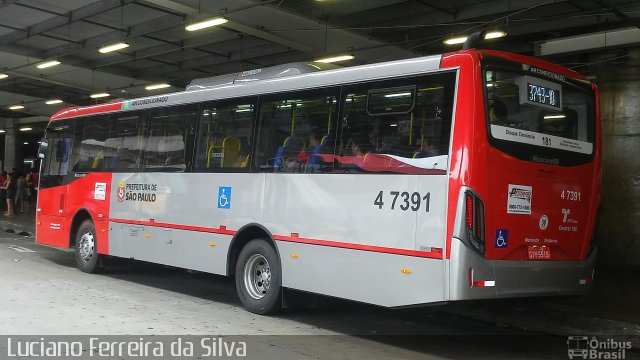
[413,138,438,158]
[279,137,305,173]
[489,98,508,123]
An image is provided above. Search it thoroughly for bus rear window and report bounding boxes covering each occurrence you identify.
[485,69,595,165]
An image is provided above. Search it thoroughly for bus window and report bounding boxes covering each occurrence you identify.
[256,88,339,173]
[145,105,197,171]
[338,73,456,174]
[71,116,108,172]
[194,98,256,171]
[43,122,74,177]
[485,69,595,166]
[104,113,147,171]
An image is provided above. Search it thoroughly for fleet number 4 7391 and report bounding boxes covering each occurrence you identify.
[561,190,581,201]
[374,191,431,212]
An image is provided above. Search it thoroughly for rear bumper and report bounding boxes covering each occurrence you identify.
[449,238,596,300]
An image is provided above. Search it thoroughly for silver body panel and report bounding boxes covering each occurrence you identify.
[107,172,449,307]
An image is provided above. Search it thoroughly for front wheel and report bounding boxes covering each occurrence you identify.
[75,219,101,273]
[235,239,282,314]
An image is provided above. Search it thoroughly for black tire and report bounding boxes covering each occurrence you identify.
[235,239,282,314]
[75,219,101,273]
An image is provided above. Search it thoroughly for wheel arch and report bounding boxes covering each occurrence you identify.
[227,223,280,276]
[69,208,93,249]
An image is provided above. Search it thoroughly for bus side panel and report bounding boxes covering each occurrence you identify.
[263,174,447,306]
[108,173,265,231]
[107,172,265,273]
[108,224,231,275]
[262,174,445,253]
[36,186,70,248]
[36,214,70,248]
[278,241,445,307]
[65,173,113,254]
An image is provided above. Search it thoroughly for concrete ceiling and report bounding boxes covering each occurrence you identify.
[1,0,640,118]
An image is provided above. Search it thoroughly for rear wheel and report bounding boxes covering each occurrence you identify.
[75,219,101,273]
[235,239,282,314]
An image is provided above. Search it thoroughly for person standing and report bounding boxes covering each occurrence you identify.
[2,172,15,216]
[26,169,38,209]
[15,172,27,214]
[0,171,6,212]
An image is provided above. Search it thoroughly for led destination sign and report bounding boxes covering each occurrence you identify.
[527,83,560,108]
[517,75,562,110]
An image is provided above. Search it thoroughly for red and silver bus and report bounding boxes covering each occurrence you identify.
[36,49,600,314]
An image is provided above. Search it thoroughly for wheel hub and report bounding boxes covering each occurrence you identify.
[79,231,94,262]
[243,254,271,300]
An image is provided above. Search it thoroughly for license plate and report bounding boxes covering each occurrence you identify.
[528,245,551,260]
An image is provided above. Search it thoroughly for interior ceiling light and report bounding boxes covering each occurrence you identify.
[99,42,130,53]
[185,17,228,31]
[20,127,33,131]
[0,74,8,79]
[544,114,566,119]
[9,105,24,110]
[90,92,110,98]
[23,142,29,145]
[313,54,355,63]
[37,60,61,69]
[46,99,63,105]
[0,130,5,133]
[145,83,171,90]
[444,36,468,45]
[485,31,507,40]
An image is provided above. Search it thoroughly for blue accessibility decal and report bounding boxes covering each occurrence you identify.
[495,229,508,248]
[218,186,232,209]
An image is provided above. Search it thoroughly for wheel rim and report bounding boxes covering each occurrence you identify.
[78,230,95,262]
[243,253,271,300]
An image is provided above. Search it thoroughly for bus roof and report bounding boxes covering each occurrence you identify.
[49,49,589,123]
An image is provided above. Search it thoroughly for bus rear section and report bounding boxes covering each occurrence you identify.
[448,51,600,300]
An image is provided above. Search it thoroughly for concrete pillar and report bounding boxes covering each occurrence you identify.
[3,118,20,171]
[595,65,640,270]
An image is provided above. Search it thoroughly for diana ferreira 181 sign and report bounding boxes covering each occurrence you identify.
[5,336,246,358]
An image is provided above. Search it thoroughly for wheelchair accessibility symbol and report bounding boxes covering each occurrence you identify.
[218,186,232,209]
[495,229,508,248]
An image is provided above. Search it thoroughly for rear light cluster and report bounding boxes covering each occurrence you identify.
[465,191,485,254]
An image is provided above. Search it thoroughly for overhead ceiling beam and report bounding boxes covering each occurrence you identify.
[34,14,185,60]
[133,43,292,79]
[144,0,319,53]
[0,0,19,11]
[37,28,239,73]
[0,0,138,46]
[414,0,456,16]
[5,70,92,92]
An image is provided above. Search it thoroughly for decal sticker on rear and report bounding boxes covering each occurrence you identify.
[507,184,532,214]
[495,229,509,248]
[94,182,106,200]
[539,215,549,230]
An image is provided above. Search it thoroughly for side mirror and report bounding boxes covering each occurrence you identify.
[37,139,49,159]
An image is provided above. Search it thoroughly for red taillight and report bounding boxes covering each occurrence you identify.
[464,191,485,254]
[465,193,474,230]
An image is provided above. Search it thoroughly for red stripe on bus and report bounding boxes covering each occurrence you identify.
[110,218,236,235]
[109,218,443,259]
[274,234,444,259]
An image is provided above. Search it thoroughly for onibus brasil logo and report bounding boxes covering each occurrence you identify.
[567,336,632,359]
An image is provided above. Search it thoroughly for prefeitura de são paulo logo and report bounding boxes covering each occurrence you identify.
[117,181,125,202]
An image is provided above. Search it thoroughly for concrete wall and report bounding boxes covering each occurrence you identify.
[595,68,640,270]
